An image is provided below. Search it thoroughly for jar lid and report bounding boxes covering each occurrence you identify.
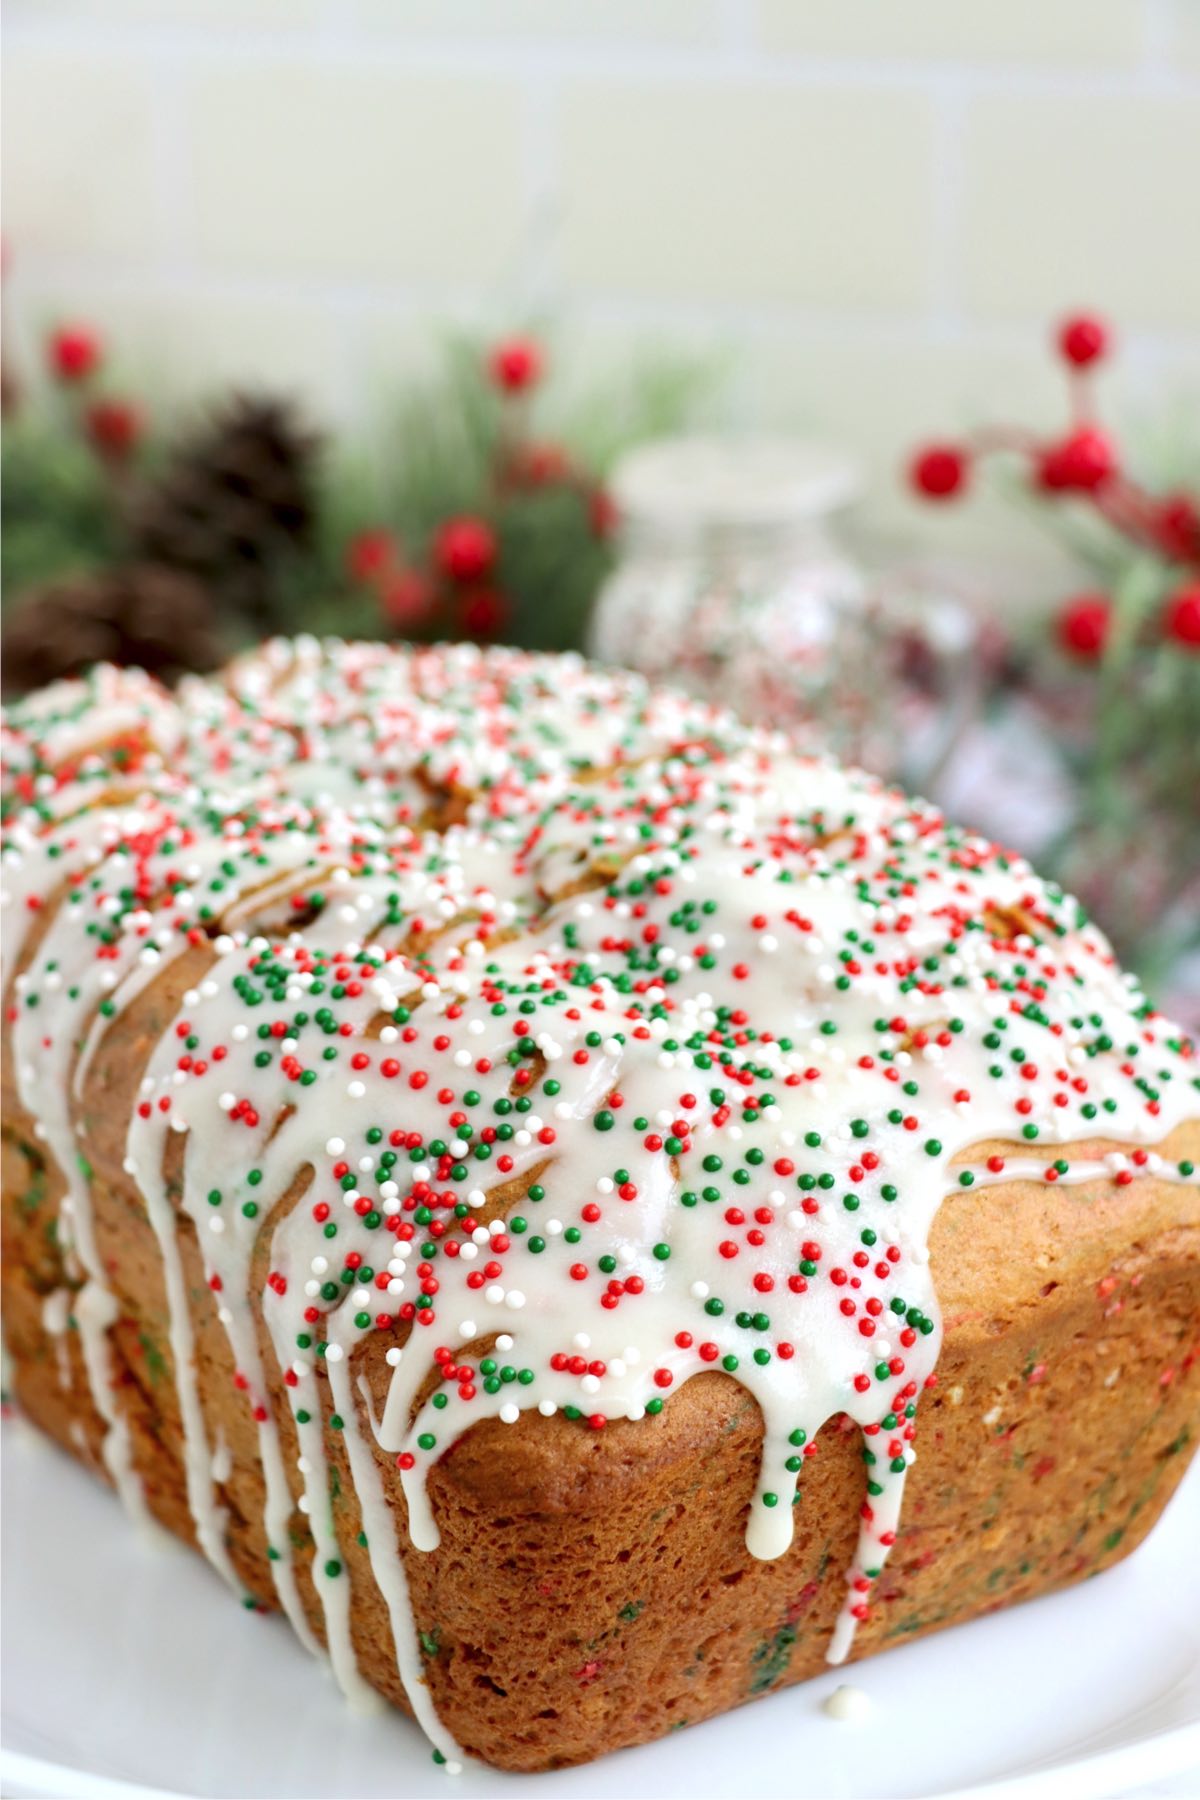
[610,435,861,533]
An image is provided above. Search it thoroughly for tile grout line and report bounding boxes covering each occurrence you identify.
[5,18,1199,96]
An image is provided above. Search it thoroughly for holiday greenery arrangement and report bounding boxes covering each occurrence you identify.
[1,322,709,692]
[909,312,1200,999]
[2,321,322,687]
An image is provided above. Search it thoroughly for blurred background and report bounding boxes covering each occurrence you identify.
[2,0,1198,1015]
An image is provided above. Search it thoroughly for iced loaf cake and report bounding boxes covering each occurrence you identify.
[2,638,1197,1772]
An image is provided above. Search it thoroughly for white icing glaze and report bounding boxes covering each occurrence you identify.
[40,1286,74,1389]
[822,1682,871,1722]
[73,1278,153,1525]
[3,639,1197,1770]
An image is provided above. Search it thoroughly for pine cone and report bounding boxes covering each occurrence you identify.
[2,564,222,697]
[128,393,321,631]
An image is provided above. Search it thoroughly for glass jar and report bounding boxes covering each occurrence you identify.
[589,435,980,789]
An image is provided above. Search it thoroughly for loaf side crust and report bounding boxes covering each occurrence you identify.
[5,1115,1196,1770]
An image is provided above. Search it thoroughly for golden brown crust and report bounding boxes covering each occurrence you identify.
[3,645,1198,1771]
[4,1102,1197,1769]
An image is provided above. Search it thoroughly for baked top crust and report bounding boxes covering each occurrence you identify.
[3,638,1197,1768]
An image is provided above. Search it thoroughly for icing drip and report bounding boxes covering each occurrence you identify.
[3,639,1197,1770]
[73,1278,153,1526]
[40,1286,74,1390]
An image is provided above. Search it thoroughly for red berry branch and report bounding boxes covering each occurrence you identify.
[907,311,1200,998]
[908,312,1200,659]
[344,334,618,647]
[46,322,146,465]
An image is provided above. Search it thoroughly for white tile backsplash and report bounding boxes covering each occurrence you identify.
[2,0,1196,552]
[559,79,938,308]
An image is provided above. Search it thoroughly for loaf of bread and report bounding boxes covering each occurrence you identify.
[3,639,1197,1774]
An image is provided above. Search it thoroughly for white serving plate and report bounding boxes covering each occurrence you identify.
[2,1417,1198,1800]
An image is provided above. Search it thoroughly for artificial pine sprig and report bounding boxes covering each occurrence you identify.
[341,331,711,652]
[3,319,712,673]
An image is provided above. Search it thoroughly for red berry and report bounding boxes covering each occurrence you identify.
[459,588,509,639]
[380,568,433,627]
[589,488,619,539]
[1057,592,1111,660]
[1155,494,1200,566]
[909,444,969,500]
[433,515,497,583]
[488,338,543,393]
[1163,582,1200,648]
[346,529,397,585]
[48,324,102,383]
[514,442,570,486]
[1057,313,1109,368]
[84,398,141,457]
[1038,426,1116,492]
